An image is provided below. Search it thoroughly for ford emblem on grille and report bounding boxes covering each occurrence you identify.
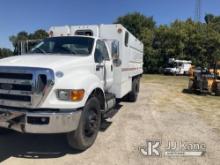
[0,84,13,90]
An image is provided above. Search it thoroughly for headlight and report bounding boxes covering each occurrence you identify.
[57,89,85,101]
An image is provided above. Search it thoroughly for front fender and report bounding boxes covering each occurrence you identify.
[41,72,104,109]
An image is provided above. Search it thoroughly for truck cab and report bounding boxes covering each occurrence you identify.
[0,24,143,150]
[164,58,192,75]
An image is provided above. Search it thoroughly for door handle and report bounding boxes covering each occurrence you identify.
[96,64,104,71]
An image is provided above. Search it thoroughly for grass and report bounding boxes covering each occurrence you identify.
[142,74,220,133]
[142,74,188,86]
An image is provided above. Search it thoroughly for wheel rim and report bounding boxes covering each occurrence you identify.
[84,108,98,137]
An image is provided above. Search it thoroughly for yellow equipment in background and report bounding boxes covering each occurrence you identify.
[188,62,220,96]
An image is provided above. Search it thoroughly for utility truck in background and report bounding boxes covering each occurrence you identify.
[164,58,192,75]
[0,24,143,150]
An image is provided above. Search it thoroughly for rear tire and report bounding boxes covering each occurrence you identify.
[215,83,220,96]
[215,90,220,96]
[67,97,101,151]
[126,78,140,102]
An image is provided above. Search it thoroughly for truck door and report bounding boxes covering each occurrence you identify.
[94,40,113,90]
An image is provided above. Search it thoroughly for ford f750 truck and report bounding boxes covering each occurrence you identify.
[0,24,143,150]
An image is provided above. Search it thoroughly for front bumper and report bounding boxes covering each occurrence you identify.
[0,107,82,134]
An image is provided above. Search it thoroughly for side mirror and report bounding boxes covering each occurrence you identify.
[111,40,121,67]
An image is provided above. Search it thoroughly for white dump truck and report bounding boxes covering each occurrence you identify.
[164,58,192,75]
[0,24,143,150]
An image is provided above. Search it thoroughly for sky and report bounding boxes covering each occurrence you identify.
[0,0,220,49]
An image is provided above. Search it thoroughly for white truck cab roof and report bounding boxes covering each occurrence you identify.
[49,24,123,38]
[49,24,143,45]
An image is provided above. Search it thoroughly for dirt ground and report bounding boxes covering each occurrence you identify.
[0,75,220,165]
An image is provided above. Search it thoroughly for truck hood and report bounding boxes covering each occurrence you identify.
[0,54,92,71]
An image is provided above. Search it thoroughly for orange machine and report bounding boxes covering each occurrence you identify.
[188,62,220,96]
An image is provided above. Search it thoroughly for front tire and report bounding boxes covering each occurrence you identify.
[67,97,101,151]
[0,128,10,134]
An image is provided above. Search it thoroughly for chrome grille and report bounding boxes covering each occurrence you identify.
[0,67,54,108]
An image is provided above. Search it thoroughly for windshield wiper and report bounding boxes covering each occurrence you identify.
[34,47,47,54]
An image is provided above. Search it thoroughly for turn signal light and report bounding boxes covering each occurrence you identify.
[70,90,85,101]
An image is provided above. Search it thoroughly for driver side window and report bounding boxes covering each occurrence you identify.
[94,40,110,63]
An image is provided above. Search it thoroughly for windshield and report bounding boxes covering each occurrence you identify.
[30,36,94,55]
[167,62,177,68]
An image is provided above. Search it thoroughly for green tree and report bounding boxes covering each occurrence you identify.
[9,31,29,47]
[0,48,13,58]
[140,28,158,72]
[204,14,220,33]
[205,14,214,24]
[10,29,48,47]
[9,29,48,54]
[29,29,49,40]
[137,13,220,72]
[115,12,156,39]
